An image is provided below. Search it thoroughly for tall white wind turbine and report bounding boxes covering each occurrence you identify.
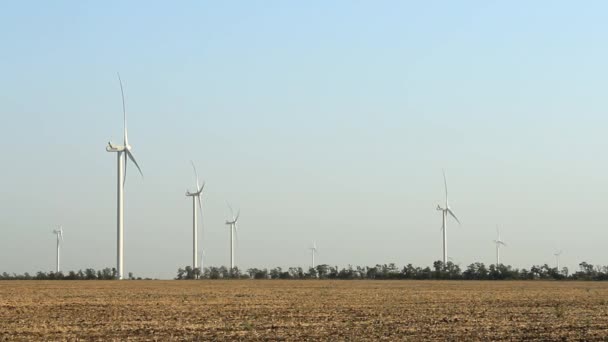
[185,161,205,271]
[105,74,143,280]
[309,241,318,269]
[493,227,507,265]
[224,203,240,269]
[554,250,563,270]
[436,170,460,264]
[52,226,63,273]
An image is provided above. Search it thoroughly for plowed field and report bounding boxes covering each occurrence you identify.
[1,280,608,340]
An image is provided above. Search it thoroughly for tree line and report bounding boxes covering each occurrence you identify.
[2,261,607,280]
[176,261,608,281]
[0,268,148,280]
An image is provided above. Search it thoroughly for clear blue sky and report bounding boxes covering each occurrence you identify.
[1,1,607,279]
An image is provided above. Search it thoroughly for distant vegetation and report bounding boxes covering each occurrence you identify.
[0,268,150,280]
[2,261,607,281]
[176,261,608,281]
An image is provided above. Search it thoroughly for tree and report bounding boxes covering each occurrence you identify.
[184,266,194,280]
[85,268,97,280]
[316,264,330,279]
[176,268,185,280]
[306,267,318,279]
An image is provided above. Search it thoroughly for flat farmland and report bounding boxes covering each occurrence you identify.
[1,280,608,341]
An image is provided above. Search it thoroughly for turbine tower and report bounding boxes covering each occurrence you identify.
[105,74,143,280]
[309,241,318,269]
[436,170,460,264]
[52,226,63,273]
[224,203,240,269]
[554,250,563,270]
[493,227,507,265]
[185,161,205,272]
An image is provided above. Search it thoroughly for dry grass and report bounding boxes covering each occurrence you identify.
[1,280,608,340]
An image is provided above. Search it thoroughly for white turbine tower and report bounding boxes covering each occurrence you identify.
[309,241,318,269]
[554,250,563,271]
[106,74,143,280]
[436,170,460,264]
[493,227,507,265]
[185,161,205,272]
[224,203,240,269]
[52,226,63,273]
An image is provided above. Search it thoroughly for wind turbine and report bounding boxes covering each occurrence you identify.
[436,170,460,264]
[309,241,318,269]
[105,73,143,280]
[52,226,63,273]
[554,250,563,271]
[185,161,205,272]
[493,227,507,265]
[224,203,240,269]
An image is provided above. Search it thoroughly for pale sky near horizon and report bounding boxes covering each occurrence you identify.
[1,1,607,279]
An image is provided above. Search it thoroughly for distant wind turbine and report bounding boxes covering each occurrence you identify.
[185,161,205,272]
[224,203,240,269]
[105,73,143,280]
[493,227,507,265]
[52,226,63,273]
[554,250,563,270]
[436,170,460,264]
[309,241,318,269]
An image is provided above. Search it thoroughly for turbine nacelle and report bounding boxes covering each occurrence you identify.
[186,162,205,197]
[186,183,205,197]
[106,142,125,152]
[225,202,240,225]
[53,226,63,241]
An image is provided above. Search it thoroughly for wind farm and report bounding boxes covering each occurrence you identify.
[4,1,608,340]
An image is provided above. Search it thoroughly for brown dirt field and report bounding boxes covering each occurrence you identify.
[1,280,608,341]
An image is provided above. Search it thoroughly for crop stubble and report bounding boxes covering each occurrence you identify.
[1,280,608,340]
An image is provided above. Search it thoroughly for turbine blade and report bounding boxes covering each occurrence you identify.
[126,150,143,178]
[235,209,240,222]
[190,161,200,192]
[447,208,460,224]
[197,196,204,250]
[443,169,448,207]
[226,201,234,220]
[197,195,204,231]
[234,223,239,246]
[117,73,128,147]
[123,152,128,187]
